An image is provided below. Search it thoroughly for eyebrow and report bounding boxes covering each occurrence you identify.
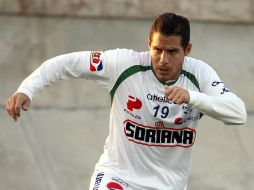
[153,45,180,51]
[168,48,180,52]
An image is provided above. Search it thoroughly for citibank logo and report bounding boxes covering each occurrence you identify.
[127,95,142,111]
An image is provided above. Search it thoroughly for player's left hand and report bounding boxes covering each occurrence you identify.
[165,86,190,104]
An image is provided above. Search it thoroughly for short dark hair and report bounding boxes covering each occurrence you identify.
[149,13,190,48]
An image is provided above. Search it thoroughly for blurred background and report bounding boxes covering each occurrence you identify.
[0,0,254,189]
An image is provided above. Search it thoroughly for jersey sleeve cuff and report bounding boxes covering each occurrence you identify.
[188,90,200,106]
[16,88,33,101]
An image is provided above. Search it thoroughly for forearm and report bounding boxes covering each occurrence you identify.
[17,52,86,100]
[188,90,247,125]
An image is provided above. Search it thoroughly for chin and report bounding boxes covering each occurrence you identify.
[158,76,169,82]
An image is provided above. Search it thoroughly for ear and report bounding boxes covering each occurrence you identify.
[148,37,152,50]
[184,43,192,56]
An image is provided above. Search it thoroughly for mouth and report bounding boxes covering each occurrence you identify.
[157,68,169,74]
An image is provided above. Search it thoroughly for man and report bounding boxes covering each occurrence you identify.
[6,13,246,190]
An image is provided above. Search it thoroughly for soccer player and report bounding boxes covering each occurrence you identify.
[6,13,247,190]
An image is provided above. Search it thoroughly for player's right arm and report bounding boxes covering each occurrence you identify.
[5,50,117,121]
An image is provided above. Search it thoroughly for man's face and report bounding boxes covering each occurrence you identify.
[149,32,192,82]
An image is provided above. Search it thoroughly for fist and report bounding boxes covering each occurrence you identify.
[165,86,190,105]
[6,92,31,122]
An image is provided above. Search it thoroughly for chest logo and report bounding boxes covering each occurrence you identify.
[127,95,142,111]
[124,120,196,148]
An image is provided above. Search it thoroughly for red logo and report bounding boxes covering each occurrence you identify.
[127,95,142,111]
[175,116,199,125]
[155,121,165,129]
[107,182,123,190]
[175,118,184,125]
[90,51,103,72]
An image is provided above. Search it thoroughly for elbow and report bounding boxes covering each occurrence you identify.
[237,107,247,124]
[236,100,247,124]
[232,110,247,125]
[224,101,247,125]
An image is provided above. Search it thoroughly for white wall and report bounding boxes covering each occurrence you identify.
[0,14,253,190]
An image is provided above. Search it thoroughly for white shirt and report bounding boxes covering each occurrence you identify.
[17,49,247,190]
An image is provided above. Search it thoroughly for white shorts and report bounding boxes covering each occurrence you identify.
[89,170,134,190]
[89,170,188,190]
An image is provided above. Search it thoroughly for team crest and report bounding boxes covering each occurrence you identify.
[90,51,103,72]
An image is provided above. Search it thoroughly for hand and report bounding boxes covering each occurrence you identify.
[165,86,190,105]
[6,92,31,122]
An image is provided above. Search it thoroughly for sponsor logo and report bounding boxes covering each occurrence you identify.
[111,177,129,188]
[147,93,173,104]
[174,116,199,125]
[107,182,123,190]
[127,95,142,111]
[212,81,230,94]
[90,51,103,72]
[155,121,165,129]
[124,95,142,119]
[93,172,104,190]
[175,118,184,125]
[124,120,196,148]
[124,108,141,119]
[182,104,192,114]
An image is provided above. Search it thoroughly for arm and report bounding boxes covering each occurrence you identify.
[192,62,247,125]
[165,60,247,125]
[6,50,116,121]
[164,86,246,125]
[17,52,89,101]
[188,90,246,125]
[6,52,87,121]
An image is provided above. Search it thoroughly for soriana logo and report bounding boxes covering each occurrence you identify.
[90,51,103,72]
[124,120,196,148]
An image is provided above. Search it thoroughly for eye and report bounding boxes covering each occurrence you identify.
[153,47,162,54]
[168,49,179,54]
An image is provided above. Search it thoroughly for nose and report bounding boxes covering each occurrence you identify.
[160,51,170,64]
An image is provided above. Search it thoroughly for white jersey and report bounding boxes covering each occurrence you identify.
[17,49,246,190]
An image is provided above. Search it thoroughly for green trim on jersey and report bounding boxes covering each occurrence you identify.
[110,65,152,102]
[151,67,178,86]
[152,67,200,90]
[180,70,200,91]
[110,65,200,102]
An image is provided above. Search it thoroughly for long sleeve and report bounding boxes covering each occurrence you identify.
[188,90,247,125]
[17,52,89,100]
[16,50,117,101]
[184,57,247,125]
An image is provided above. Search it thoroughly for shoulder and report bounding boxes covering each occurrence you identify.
[104,48,151,67]
[183,56,215,74]
[183,56,222,93]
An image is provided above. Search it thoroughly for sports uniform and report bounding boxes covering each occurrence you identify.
[17,49,246,190]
